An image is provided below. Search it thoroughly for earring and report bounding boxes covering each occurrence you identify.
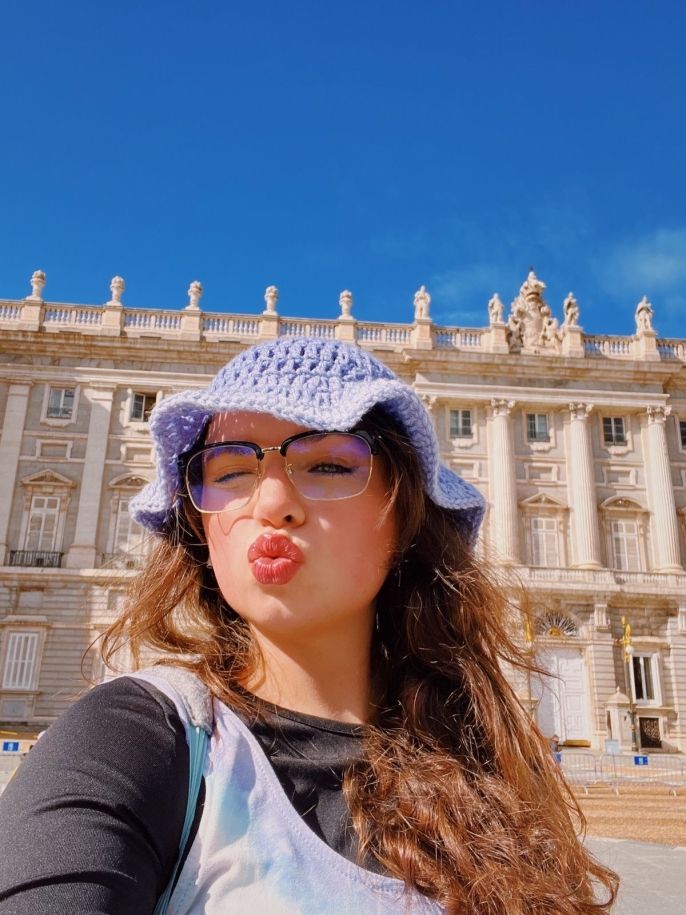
[207,558,213,570]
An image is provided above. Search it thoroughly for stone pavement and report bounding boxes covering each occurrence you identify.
[587,837,686,915]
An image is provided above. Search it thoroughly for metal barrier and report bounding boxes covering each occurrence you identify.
[559,751,686,796]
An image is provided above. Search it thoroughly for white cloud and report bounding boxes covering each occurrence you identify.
[596,228,686,312]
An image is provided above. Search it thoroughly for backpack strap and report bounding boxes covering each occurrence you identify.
[127,667,212,915]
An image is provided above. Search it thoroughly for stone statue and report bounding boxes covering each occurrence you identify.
[264,285,279,315]
[506,270,561,353]
[488,293,504,325]
[413,285,431,320]
[187,280,203,310]
[539,303,561,351]
[562,292,580,327]
[109,276,125,305]
[28,269,46,300]
[635,296,654,334]
[339,289,353,318]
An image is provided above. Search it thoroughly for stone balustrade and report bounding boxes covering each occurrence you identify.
[0,294,682,360]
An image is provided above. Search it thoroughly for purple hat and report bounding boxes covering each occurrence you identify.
[130,336,485,543]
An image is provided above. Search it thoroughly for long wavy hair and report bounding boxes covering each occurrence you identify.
[102,407,617,913]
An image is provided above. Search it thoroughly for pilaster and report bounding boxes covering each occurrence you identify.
[644,405,682,572]
[487,399,518,563]
[0,383,32,565]
[66,386,115,569]
[566,403,602,568]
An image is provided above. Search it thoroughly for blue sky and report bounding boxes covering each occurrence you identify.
[1,1,685,338]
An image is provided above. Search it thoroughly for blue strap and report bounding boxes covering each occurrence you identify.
[152,724,209,915]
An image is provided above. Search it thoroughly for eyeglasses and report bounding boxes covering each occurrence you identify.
[184,430,380,514]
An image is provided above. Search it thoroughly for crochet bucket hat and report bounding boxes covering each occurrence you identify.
[130,336,485,543]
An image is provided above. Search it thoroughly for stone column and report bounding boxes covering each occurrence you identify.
[644,406,682,571]
[0,382,31,565]
[566,403,602,568]
[488,399,518,563]
[66,386,114,569]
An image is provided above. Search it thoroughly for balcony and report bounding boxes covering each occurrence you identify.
[9,551,63,568]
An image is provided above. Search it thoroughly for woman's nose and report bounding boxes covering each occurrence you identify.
[251,457,305,527]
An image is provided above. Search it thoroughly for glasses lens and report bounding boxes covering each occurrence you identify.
[286,433,373,501]
[186,443,259,512]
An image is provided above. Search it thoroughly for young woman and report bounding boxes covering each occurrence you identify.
[0,336,617,914]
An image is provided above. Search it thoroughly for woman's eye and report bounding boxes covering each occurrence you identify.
[309,462,354,475]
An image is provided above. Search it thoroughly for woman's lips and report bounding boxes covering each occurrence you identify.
[248,534,304,585]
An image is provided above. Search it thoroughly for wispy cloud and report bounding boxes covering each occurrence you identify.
[595,228,686,318]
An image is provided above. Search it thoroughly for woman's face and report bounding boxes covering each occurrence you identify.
[199,411,397,647]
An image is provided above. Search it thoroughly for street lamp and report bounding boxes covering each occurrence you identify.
[620,616,640,752]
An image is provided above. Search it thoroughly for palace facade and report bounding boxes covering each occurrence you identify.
[1,270,685,752]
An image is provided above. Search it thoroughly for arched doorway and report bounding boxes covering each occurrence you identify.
[532,613,590,744]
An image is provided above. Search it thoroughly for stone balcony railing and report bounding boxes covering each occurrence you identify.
[0,296,682,361]
[519,566,686,593]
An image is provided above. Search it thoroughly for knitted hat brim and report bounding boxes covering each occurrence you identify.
[129,379,485,542]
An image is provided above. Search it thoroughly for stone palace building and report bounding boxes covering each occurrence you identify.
[1,269,685,753]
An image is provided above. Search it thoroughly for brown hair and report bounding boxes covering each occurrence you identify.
[102,408,617,913]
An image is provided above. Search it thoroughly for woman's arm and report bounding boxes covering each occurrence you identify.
[0,677,189,915]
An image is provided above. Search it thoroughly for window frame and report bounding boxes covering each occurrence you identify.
[629,652,661,706]
[610,518,641,571]
[526,412,550,443]
[602,415,627,447]
[41,384,80,427]
[529,516,560,568]
[1,631,40,690]
[449,408,473,439]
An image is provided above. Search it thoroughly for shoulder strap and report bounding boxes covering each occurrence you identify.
[136,667,212,915]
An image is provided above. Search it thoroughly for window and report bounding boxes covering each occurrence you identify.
[527,413,550,443]
[46,387,75,420]
[449,409,472,438]
[603,416,626,446]
[631,654,660,704]
[2,632,39,689]
[680,420,686,449]
[130,392,156,423]
[24,496,60,552]
[611,519,640,571]
[113,496,146,555]
[530,517,559,567]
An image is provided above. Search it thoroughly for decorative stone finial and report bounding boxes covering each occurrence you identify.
[339,289,353,318]
[108,276,125,306]
[635,295,654,334]
[263,285,279,315]
[562,292,580,327]
[27,269,46,301]
[413,285,431,320]
[487,293,504,325]
[186,280,203,310]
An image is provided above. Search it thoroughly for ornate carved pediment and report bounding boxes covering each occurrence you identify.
[507,271,562,354]
[20,468,75,488]
[109,472,151,489]
[520,493,566,510]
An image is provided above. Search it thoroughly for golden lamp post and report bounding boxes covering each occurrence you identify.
[620,616,640,753]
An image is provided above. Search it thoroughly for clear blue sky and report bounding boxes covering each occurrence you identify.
[1,1,685,338]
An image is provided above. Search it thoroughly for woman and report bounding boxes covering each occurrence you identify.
[0,336,617,913]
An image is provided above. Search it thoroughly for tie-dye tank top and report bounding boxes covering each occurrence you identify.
[133,670,444,915]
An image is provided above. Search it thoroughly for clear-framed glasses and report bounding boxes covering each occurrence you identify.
[184,429,380,514]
